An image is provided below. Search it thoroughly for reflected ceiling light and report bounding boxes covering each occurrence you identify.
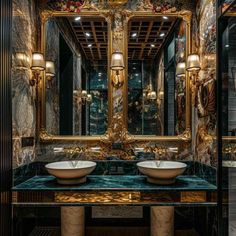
[88,44,92,48]
[163,16,168,20]
[176,62,186,78]
[75,16,81,21]
[98,72,102,77]
[85,32,91,37]
[132,32,137,38]
[151,44,155,48]
[160,32,165,37]
[135,73,139,77]
[225,44,229,48]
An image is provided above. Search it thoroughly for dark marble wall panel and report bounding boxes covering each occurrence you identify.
[12,0,39,168]
[45,19,60,134]
[194,0,217,167]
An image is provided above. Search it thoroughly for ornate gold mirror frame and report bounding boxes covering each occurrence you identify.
[122,10,192,142]
[39,9,113,143]
[38,1,192,143]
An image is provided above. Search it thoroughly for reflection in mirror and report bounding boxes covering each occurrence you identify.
[221,17,236,136]
[45,16,108,136]
[127,16,186,135]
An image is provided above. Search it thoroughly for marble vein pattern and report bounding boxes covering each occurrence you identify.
[12,175,216,191]
[195,0,217,167]
[12,0,38,168]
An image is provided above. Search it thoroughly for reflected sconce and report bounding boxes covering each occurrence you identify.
[30,52,45,86]
[110,51,125,88]
[186,53,201,107]
[176,62,186,79]
[46,61,55,80]
[144,85,157,102]
[158,90,164,99]
[74,89,92,105]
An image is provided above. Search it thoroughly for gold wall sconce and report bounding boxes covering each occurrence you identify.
[30,52,45,86]
[73,89,92,105]
[110,51,125,88]
[176,62,186,79]
[186,54,201,107]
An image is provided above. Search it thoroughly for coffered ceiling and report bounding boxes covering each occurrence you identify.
[128,16,177,60]
[68,16,108,61]
[67,16,176,61]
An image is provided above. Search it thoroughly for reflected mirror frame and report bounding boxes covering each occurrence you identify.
[39,10,112,142]
[123,11,192,142]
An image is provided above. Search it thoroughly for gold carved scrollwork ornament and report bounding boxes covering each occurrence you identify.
[198,126,214,144]
[39,128,54,142]
[179,10,192,24]
[40,10,54,24]
[178,128,191,141]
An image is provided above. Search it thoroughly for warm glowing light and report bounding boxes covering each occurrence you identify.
[31,52,45,71]
[75,16,81,21]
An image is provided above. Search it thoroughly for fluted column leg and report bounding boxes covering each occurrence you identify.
[61,206,85,236]
[151,206,174,236]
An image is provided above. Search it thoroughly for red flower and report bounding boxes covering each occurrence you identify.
[76,1,82,7]
[76,8,81,13]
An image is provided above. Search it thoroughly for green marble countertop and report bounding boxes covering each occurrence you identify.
[12,175,216,192]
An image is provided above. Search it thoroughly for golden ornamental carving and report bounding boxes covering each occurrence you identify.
[41,10,54,23]
[39,128,54,142]
[198,126,214,143]
[223,144,236,154]
[179,10,192,24]
[39,4,192,143]
[136,0,153,11]
[178,128,191,141]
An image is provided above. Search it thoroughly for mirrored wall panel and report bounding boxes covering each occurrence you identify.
[127,16,186,135]
[45,16,108,136]
[221,17,236,136]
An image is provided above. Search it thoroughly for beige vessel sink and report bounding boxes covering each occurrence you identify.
[45,161,96,185]
[137,161,187,185]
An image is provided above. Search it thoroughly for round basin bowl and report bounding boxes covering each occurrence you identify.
[45,161,96,185]
[137,161,187,185]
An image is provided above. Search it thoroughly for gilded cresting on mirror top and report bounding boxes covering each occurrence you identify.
[39,0,192,143]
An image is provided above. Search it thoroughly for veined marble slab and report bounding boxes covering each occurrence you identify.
[12,175,216,192]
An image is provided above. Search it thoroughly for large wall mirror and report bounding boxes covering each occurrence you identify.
[42,15,109,137]
[126,15,189,137]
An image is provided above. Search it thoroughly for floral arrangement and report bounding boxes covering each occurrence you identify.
[47,0,84,12]
[151,1,180,13]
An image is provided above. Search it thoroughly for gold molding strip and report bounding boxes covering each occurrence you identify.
[12,190,216,205]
